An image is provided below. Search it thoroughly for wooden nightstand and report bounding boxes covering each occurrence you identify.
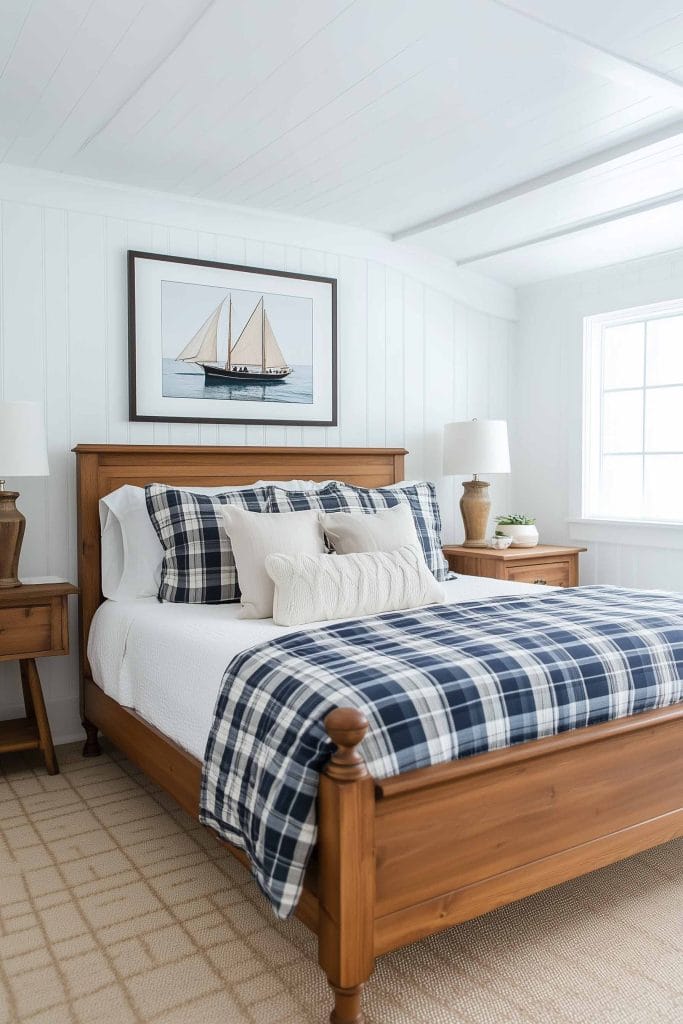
[0,579,77,774]
[443,545,586,588]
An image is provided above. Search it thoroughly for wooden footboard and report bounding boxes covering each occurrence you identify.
[317,704,683,1023]
[372,705,683,953]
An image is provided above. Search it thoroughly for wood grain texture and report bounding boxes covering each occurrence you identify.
[373,707,683,920]
[443,544,585,586]
[0,490,25,588]
[319,709,375,1022]
[0,583,77,662]
[374,809,683,955]
[0,605,52,660]
[0,582,76,773]
[23,658,58,775]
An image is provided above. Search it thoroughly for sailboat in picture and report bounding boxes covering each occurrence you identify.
[176,294,292,383]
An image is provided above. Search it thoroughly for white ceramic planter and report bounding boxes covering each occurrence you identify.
[497,524,539,547]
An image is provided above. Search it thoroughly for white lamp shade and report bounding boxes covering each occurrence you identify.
[0,401,49,478]
[443,419,510,476]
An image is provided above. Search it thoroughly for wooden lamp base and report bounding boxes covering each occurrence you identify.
[460,479,491,548]
[0,488,25,588]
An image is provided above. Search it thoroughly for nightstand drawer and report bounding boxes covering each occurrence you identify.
[0,598,68,660]
[506,560,571,587]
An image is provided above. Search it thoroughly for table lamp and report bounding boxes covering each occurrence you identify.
[0,401,50,587]
[443,419,510,547]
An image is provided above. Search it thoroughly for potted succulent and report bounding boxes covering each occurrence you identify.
[495,514,539,547]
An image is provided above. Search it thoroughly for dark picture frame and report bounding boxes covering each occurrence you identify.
[128,251,337,426]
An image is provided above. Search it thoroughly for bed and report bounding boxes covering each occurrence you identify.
[75,444,683,1024]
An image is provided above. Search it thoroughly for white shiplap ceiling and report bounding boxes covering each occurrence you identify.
[1,0,683,284]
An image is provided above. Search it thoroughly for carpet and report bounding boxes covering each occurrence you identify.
[0,742,680,1024]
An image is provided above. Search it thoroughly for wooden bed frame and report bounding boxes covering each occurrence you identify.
[75,444,683,1024]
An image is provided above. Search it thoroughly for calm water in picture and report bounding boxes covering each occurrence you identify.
[162,359,313,404]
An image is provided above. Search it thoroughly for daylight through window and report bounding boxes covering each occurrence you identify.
[583,302,683,523]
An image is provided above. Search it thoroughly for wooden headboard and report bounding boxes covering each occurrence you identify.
[73,444,407,699]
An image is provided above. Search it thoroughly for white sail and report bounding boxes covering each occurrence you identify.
[229,299,263,366]
[176,300,223,363]
[263,310,288,369]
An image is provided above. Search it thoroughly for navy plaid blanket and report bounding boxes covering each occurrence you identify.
[200,586,683,918]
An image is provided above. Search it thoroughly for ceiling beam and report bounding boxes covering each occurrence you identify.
[454,187,683,266]
[489,1,683,107]
[392,118,683,240]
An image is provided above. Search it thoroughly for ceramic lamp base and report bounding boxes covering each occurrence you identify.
[460,479,491,547]
[0,489,25,588]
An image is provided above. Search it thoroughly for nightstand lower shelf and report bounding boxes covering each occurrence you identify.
[0,716,41,752]
[0,658,58,774]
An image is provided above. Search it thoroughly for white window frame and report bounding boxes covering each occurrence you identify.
[581,297,683,530]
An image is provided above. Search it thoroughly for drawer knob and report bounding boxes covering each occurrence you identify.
[533,578,547,585]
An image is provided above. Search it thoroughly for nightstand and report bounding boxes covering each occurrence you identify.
[0,579,78,774]
[443,545,586,587]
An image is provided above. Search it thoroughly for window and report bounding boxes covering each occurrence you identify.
[583,300,683,523]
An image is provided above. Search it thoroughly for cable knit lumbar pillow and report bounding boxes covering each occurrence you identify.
[265,545,445,627]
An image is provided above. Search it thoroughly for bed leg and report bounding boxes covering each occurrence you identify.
[328,983,365,1024]
[82,719,101,757]
[319,708,375,1024]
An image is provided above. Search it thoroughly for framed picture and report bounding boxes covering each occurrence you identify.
[128,251,337,426]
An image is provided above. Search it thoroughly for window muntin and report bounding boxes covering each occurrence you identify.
[583,303,683,524]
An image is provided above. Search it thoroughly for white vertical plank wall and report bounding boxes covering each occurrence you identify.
[0,168,516,742]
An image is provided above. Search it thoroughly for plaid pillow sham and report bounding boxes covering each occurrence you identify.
[145,484,270,603]
[266,481,452,582]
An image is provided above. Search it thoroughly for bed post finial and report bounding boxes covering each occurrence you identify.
[324,708,369,781]
[320,707,374,1024]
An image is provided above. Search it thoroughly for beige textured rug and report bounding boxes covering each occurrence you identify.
[0,743,680,1024]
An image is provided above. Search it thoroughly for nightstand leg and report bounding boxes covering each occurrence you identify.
[19,660,35,721]
[21,658,58,775]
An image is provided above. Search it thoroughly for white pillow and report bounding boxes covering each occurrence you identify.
[254,479,335,491]
[321,503,422,556]
[265,545,445,627]
[100,480,335,601]
[220,506,326,619]
[99,485,164,600]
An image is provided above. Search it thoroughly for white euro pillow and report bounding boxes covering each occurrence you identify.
[254,479,335,491]
[220,505,326,619]
[265,545,445,627]
[99,485,164,600]
[321,502,422,556]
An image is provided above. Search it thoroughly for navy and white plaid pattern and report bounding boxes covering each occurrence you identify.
[145,484,269,603]
[266,481,452,582]
[200,585,683,917]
